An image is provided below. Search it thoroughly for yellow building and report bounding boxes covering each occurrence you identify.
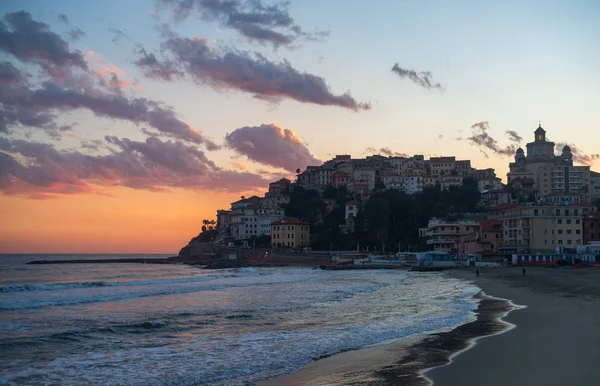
[271,217,310,248]
[497,203,595,253]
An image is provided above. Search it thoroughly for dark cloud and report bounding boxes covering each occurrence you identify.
[0,11,88,79]
[0,60,218,147]
[134,47,184,81]
[366,147,408,157]
[225,123,321,172]
[391,63,444,91]
[109,28,132,44]
[555,142,600,166]
[0,61,26,85]
[156,0,327,47]
[466,121,517,157]
[139,35,370,110]
[57,14,69,24]
[505,130,522,143]
[68,28,86,42]
[0,136,268,198]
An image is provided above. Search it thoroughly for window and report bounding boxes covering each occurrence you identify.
[567,240,572,245]
[558,230,563,234]
[558,219,562,224]
[565,210,570,216]
[576,219,580,224]
[534,209,539,216]
[558,240,563,245]
[567,230,572,234]
[567,219,571,224]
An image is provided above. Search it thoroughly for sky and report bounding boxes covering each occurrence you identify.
[0,0,599,254]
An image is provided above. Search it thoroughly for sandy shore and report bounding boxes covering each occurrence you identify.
[427,267,600,386]
[259,267,600,386]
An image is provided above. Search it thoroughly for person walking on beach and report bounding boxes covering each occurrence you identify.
[523,268,526,276]
[476,269,479,277]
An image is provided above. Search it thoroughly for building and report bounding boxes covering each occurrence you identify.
[583,212,600,244]
[430,156,456,177]
[257,209,284,236]
[441,175,463,191]
[268,178,291,195]
[497,203,594,254]
[508,125,591,202]
[271,217,310,248]
[332,170,351,188]
[216,210,231,233]
[261,194,290,210]
[341,200,360,234]
[383,171,403,190]
[478,219,503,252]
[455,160,472,177]
[403,175,424,194]
[480,189,512,209]
[478,178,503,192]
[472,168,497,180]
[421,218,480,255]
[353,169,376,191]
[591,172,600,202]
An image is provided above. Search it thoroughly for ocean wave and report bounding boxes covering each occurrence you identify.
[0,274,235,294]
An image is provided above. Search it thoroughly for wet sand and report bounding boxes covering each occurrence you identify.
[260,267,600,386]
[427,267,600,386]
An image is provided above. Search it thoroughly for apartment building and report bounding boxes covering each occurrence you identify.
[441,175,463,191]
[403,175,424,194]
[383,171,403,190]
[332,170,351,188]
[353,169,376,191]
[455,160,472,177]
[421,218,480,254]
[271,217,310,248]
[497,203,595,253]
[430,156,456,177]
[478,177,503,192]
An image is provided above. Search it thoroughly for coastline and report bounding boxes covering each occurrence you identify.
[260,266,600,386]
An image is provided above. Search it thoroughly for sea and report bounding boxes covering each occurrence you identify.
[0,254,481,386]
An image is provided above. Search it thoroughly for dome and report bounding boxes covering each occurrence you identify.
[562,145,571,152]
[516,147,524,154]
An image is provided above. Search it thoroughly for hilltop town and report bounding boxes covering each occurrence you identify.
[182,125,600,261]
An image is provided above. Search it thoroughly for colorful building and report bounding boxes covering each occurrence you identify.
[271,217,311,248]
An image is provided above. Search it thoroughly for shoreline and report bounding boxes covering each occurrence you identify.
[260,266,600,386]
[259,275,520,386]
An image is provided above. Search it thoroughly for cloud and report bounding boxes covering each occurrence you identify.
[0,11,88,79]
[68,28,86,42]
[156,0,327,47]
[57,14,69,24]
[466,121,517,157]
[134,47,184,81]
[0,136,268,198]
[0,73,218,147]
[0,61,27,85]
[138,35,370,110]
[555,142,600,166]
[225,123,321,172]
[366,147,408,157]
[0,47,217,147]
[505,130,522,143]
[391,63,444,91]
[231,161,248,170]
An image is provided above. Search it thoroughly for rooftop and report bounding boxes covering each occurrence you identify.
[271,217,310,226]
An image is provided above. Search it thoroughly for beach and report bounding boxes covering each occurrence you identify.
[261,267,600,386]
